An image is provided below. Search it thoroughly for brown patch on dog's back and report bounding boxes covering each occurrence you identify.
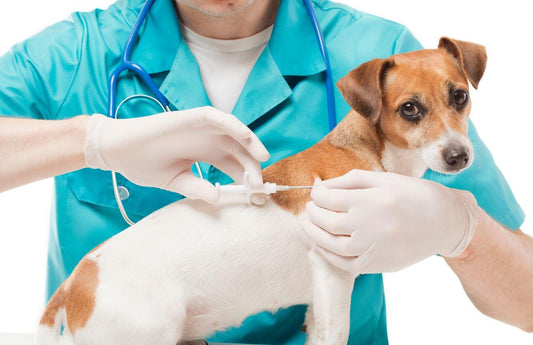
[39,284,67,327]
[39,244,103,330]
[65,257,99,335]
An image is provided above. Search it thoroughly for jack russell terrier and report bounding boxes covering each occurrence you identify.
[35,37,487,345]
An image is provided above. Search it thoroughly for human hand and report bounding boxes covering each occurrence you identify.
[84,107,269,203]
[303,169,479,274]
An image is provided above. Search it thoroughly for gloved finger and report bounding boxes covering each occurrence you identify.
[311,182,359,212]
[314,245,361,274]
[221,140,266,205]
[190,107,270,162]
[241,158,266,205]
[166,170,220,204]
[207,139,264,185]
[208,155,265,205]
[209,155,246,184]
[249,194,266,206]
[233,142,264,186]
[302,217,365,257]
[205,146,266,206]
[321,169,390,190]
[305,201,353,236]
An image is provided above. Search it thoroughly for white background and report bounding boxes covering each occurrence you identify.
[0,0,531,344]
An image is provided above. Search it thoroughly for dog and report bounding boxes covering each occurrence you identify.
[35,37,486,345]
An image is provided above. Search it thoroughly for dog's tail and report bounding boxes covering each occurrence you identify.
[34,283,67,345]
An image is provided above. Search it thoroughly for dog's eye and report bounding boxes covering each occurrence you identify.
[399,102,421,121]
[453,89,468,107]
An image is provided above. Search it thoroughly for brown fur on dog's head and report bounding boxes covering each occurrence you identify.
[336,37,487,174]
[337,37,487,124]
[336,58,395,125]
[438,37,487,89]
[264,37,488,214]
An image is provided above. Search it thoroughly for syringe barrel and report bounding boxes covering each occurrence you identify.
[217,183,279,195]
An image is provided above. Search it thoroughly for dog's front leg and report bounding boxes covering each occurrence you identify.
[306,246,356,345]
[177,340,208,345]
[303,305,316,344]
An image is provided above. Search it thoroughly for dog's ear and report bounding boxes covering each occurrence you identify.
[438,37,487,89]
[337,58,394,125]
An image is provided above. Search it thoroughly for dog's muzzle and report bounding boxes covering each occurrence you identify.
[442,147,470,171]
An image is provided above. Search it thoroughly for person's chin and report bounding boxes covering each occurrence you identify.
[177,0,257,17]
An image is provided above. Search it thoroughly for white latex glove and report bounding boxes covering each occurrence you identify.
[303,169,479,274]
[84,107,270,203]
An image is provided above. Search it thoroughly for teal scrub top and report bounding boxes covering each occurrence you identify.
[0,0,525,344]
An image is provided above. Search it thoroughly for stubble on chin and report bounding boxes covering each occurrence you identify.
[176,0,257,17]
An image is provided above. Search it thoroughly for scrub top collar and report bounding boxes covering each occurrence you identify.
[128,0,181,75]
[126,0,327,77]
[269,0,327,76]
[114,0,327,124]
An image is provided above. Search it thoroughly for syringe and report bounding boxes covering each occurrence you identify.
[215,172,313,203]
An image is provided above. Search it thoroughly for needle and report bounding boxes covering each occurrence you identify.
[275,185,314,191]
[217,183,313,195]
[215,172,314,204]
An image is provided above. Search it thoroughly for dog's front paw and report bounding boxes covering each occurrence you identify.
[176,340,208,345]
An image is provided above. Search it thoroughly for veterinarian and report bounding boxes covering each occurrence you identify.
[0,0,531,343]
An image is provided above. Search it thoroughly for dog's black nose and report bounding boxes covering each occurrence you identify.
[443,149,469,170]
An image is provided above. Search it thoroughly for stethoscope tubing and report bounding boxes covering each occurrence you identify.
[107,0,337,226]
[107,0,169,119]
[302,0,337,132]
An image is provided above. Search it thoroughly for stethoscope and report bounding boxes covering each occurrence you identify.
[108,0,336,226]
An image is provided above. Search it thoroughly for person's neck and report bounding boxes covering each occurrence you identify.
[175,0,280,40]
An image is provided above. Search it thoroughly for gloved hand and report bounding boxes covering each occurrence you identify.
[303,169,479,274]
[84,107,270,203]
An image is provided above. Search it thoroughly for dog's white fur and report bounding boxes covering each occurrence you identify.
[382,130,472,177]
[34,112,475,345]
[37,194,314,345]
[36,38,484,345]
[35,140,463,345]
[419,130,473,174]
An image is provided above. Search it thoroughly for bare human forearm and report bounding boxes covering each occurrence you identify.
[446,207,533,332]
[0,115,89,192]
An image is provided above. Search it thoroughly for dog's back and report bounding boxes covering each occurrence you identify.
[36,36,487,345]
[35,196,311,344]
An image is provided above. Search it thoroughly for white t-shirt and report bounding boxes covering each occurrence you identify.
[180,23,274,114]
